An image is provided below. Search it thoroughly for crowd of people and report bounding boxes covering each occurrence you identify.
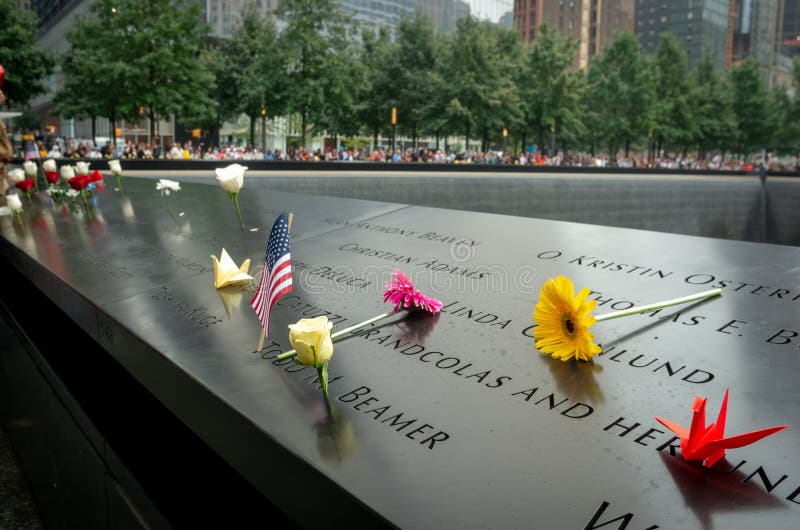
[11,136,800,173]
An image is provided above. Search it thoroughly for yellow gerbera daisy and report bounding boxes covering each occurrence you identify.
[533,275,602,362]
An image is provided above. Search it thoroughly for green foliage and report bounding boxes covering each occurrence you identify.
[215,4,286,145]
[584,32,655,157]
[652,33,695,150]
[0,0,55,107]
[728,57,770,154]
[687,53,736,155]
[434,16,522,150]
[53,5,138,138]
[74,0,216,139]
[278,0,354,145]
[391,10,438,142]
[356,26,394,144]
[314,25,364,139]
[520,24,585,152]
[189,45,230,130]
[771,56,800,153]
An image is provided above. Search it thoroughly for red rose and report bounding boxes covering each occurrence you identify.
[88,170,104,183]
[45,171,59,184]
[15,178,35,192]
[68,175,89,190]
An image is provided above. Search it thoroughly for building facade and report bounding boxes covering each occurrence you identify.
[207,0,276,37]
[781,0,799,57]
[635,0,730,70]
[513,0,635,68]
[207,0,471,37]
[635,0,785,85]
[731,0,783,86]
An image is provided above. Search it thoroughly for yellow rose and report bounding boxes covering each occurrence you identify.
[288,316,333,367]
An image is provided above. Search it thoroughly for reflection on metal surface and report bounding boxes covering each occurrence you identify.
[317,398,357,465]
[660,454,788,530]
[119,196,136,223]
[546,356,604,405]
[216,285,250,319]
[395,311,441,345]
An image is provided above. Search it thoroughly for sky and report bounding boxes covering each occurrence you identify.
[467,0,513,23]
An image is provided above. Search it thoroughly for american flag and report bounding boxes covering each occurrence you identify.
[250,212,293,335]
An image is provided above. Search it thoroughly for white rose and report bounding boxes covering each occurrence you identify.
[23,161,38,177]
[43,159,57,172]
[214,163,247,193]
[8,168,25,183]
[75,161,90,175]
[108,159,122,176]
[155,179,181,195]
[61,165,75,180]
[7,194,23,211]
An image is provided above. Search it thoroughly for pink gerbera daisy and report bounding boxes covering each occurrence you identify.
[383,269,443,314]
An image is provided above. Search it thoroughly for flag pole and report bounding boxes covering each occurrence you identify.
[256,212,294,352]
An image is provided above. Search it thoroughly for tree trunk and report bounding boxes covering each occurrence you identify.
[521,132,526,154]
[537,129,544,152]
[373,124,378,152]
[482,126,488,153]
[149,109,156,144]
[249,115,256,148]
[550,129,556,156]
[110,112,117,154]
[301,109,307,148]
[465,122,470,152]
[624,140,630,158]
[412,122,417,150]
[435,131,439,150]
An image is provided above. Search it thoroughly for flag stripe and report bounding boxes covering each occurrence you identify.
[268,282,293,311]
[250,212,293,337]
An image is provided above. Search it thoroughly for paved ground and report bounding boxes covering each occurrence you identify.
[0,426,42,529]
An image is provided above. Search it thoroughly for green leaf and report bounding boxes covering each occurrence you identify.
[0,0,55,108]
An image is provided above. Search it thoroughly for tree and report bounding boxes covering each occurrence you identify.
[584,32,655,159]
[728,57,770,155]
[313,24,363,143]
[652,33,695,154]
[434,16,522,152]
[687,53,736,157]
[519,24,584,155]
[356,26,394,150]
[390,10,438,147]
[223,4,285,147]
[278,0,350,146]
[54,7,137,143]
[184,45,229,134]
[83,0,216,143]
[0,0,55,108]
[771,56,800,154]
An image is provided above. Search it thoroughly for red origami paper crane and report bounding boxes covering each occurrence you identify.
[655,389,788,468]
